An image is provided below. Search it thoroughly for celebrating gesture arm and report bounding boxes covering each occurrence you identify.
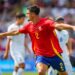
[55,23,75,31]
[0,30,20,37]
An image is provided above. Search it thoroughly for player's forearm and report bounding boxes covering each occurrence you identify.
[61,24,73,30]
[0,32,10,37]
[55,23,74,30]
[0,31,14,37]
[0,31,19,37]
[5,39,10,54]
[5,49,9,55]
[67,40,73,54]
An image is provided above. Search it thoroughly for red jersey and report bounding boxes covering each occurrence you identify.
[19,18,63,57]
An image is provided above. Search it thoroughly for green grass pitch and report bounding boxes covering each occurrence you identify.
[2,71,75,75]
[3,72,38,75]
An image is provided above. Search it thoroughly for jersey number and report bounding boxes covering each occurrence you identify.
[35,32,39,39]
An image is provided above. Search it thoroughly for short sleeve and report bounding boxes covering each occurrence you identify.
[45,19,55,31]
[19,24,29,34]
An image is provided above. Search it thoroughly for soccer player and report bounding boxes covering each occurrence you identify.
[48,17,73,75]
[3,13,30,75]
[0,6,75,75]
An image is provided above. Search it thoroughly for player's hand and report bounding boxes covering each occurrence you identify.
[73,26,75,31]
[4,53,8,59]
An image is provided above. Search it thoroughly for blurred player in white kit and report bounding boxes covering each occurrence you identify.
[4,13,30,75]
[48,17,73,75]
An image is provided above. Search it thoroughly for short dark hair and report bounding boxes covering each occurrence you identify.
[28,5,40,15]
[55,17,64,22]
[16,12,25,18]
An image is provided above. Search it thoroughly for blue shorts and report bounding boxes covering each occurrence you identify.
[36,55,66,72]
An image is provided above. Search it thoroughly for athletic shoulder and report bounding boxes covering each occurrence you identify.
[43,18,55,27]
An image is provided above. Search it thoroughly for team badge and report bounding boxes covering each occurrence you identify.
[38,26,42,31]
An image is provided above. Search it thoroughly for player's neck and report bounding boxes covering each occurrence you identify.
[32,16,41,25]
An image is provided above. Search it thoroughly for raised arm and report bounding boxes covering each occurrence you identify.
[0,30,20,37]
[55,23,75,31]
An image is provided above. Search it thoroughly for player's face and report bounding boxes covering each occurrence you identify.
[26,10,34,21]
[17,17,25,24]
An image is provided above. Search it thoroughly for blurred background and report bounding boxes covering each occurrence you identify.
[0,0,75,75]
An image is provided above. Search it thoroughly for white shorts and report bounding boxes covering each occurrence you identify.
[10,44,25,66]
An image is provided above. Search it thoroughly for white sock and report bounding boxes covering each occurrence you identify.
[13,71,17,75]
[17,68,24,75]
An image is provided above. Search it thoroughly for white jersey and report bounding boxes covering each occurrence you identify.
[8,23,25,66]
[8,24,25,44]
[55,30,69,54]
[48,30,73,75]
[55,30,69,44]
[55,30,73,75]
